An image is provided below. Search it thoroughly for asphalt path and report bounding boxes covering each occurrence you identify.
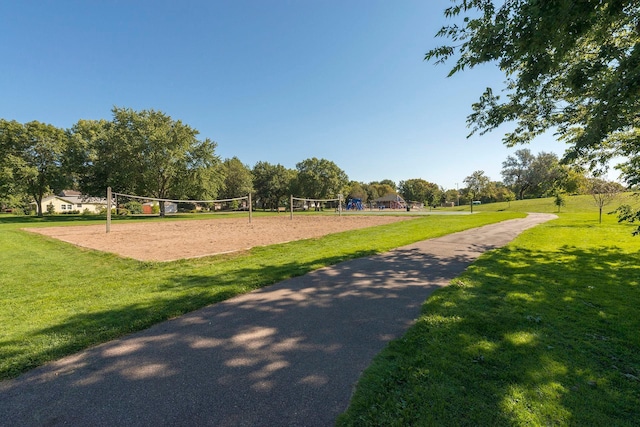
[0,213,556,426]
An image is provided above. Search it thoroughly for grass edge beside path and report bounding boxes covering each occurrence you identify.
[0,212,522,380]
[337,213,640,426]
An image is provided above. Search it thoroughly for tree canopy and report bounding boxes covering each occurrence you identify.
[70,107,222,215]
[426,1,640,184]
[398,178,440,207]
[1,119,69,216]
[294,158,348,200]
[346,181,369,203]
[252,161,295,210]
[220,157,253,200]
[463,170,490,212]
[589,177,624,223]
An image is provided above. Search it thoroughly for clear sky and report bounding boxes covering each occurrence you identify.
[1,0,572,190]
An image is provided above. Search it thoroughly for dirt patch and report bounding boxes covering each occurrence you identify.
[27,215,412,261]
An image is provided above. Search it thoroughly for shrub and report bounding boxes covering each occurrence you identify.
[124,201,143,214]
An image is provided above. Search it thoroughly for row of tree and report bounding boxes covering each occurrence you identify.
[0,107,629,217]
[0,109,365,216]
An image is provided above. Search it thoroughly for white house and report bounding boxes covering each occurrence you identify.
[33,190,111,214]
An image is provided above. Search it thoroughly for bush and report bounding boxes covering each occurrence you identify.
[124,201,143,214]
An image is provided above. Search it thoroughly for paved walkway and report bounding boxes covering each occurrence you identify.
[0,213,556,426]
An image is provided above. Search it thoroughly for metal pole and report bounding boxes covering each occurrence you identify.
[248,193,252,223]
[106,187,111,233]
[290,195,293,220]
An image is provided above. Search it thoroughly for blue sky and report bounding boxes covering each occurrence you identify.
[1,0,571,190]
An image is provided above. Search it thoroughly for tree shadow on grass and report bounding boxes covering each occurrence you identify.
[344,245,640,426]
[0,244,483,426]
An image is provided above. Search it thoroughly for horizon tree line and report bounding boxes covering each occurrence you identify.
[0,108,630,217]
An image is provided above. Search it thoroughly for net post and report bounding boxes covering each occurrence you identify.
[290,195,293,220]
[248,193,252,223]
[338,193,342,216]
[106,187,111,233]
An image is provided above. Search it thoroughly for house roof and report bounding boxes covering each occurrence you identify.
[30,195,72,206]
[373,193,406,203]
[63,195,109,204]
[58,190,82,197]
[31,194,109,205]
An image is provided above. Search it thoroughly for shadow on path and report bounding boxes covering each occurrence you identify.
[0,214,556,426]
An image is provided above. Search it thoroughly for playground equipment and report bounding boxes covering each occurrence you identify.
[346,198,364,210]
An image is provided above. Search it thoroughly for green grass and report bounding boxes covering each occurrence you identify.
[0,211,522,380]
[337,212,640,426]
[443,192,639,214]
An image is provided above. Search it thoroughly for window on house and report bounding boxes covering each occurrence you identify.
[68,205,72,209]
[61,205,66,210]
[77,204,82,208]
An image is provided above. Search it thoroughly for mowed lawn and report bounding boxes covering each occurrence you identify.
[338,207,640,425]
[0,211,522,380]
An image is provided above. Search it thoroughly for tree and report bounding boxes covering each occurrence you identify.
[367,183,397,199]
[559,166,590,195]
[426,1,640,185]
[252,161,295,211]
[66,118,113,197]
[295,158,348,203]
[0,119,69,217]
[463,170,490,213]
[614,203,640,236]
[553,189,567,213]
[220,157,253,200]
[0,120,21,204]
[443,188,460,206]
[376,179,397,190]
[503,189,516,208]
[346,181,368,203]
[501,149,535,200]
[502,150,573,199]
[398,178,440,208]
[589,178,623,223]
[71,108,222,216]
[528,152,565,198]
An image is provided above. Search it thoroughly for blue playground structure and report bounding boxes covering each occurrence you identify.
[346,198,363,210]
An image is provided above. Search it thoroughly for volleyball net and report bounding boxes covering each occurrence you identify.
[105,187,252,232]
[289,195,343,219]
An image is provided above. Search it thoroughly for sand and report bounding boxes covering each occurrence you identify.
[27,214,412,261]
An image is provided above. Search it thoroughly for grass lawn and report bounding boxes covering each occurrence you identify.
[0,210,523,380]
[337,210,640,426]
[443,192,639,214]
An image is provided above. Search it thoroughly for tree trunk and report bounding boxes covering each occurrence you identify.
[35,194,43,217]
[599,207,603,223]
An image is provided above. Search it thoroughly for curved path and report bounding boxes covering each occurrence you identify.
[0,213,556,426]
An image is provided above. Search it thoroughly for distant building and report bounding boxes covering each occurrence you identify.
[32,190,111,214]
[142,201,178,214]
[373,193,406,209]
